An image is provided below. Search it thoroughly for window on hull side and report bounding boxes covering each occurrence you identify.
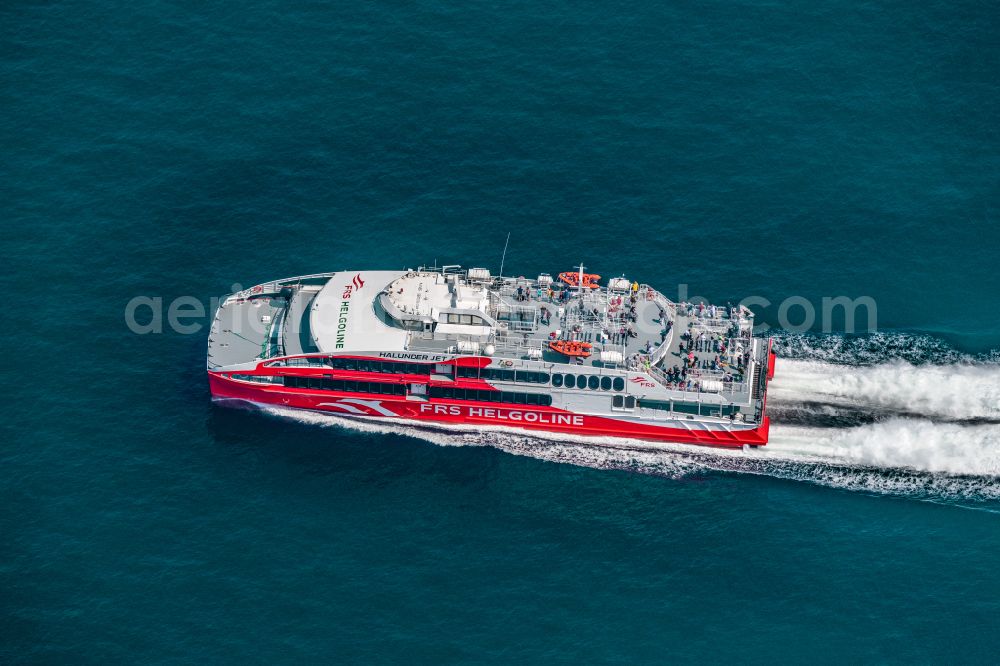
[480,368,551,384]
[281,376,406,396]
[327,358,434,375]
[229,374,281,384]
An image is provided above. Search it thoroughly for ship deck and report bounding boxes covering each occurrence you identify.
[207,296,285,369]
[208,269,759,398]
[405,279,753,391]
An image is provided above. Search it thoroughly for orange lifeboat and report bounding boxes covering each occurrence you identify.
[558,272,602,289]
[548,340,593,357]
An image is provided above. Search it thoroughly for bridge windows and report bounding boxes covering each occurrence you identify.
[443,313,487,325]
[612,377,626,391]
[600,377,612,391]
[551,374,563,388]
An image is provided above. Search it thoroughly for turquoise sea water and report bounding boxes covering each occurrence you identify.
[4,0,1000,662]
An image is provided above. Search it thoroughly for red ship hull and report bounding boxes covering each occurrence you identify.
[209,373,769,449]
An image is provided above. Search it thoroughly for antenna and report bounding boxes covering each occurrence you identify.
[498,231,511,279]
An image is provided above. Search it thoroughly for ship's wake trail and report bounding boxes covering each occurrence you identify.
[259,404,1000,503]
[253,335,1000,504]
[768,359,1000,424]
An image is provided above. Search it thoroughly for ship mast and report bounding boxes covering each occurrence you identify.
[498,232,511,280]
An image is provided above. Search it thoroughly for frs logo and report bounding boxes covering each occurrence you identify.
[342,274,364,298]
[630,376,655,388]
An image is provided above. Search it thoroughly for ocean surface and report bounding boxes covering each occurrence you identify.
[3,0,1000,662]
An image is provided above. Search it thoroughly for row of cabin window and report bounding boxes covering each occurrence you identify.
[554,374,626,392]
[327,358,434,375]
[269,357,327,367]
[456,367,550,384]
[456,366,627,392]
[270,375,733,416]
[640,400,739,417]
[282,376,407,395]
[231,374,281,384]
[428,386,553,406]
[269,357,434,374]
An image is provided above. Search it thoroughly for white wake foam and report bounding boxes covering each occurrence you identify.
[766,420,1000,476]
[769,359,1000,421]
[255,404,1000,502]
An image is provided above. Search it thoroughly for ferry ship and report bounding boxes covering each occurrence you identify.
[207,265,775,448]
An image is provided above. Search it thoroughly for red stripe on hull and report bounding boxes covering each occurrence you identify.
[209,374,769,448]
